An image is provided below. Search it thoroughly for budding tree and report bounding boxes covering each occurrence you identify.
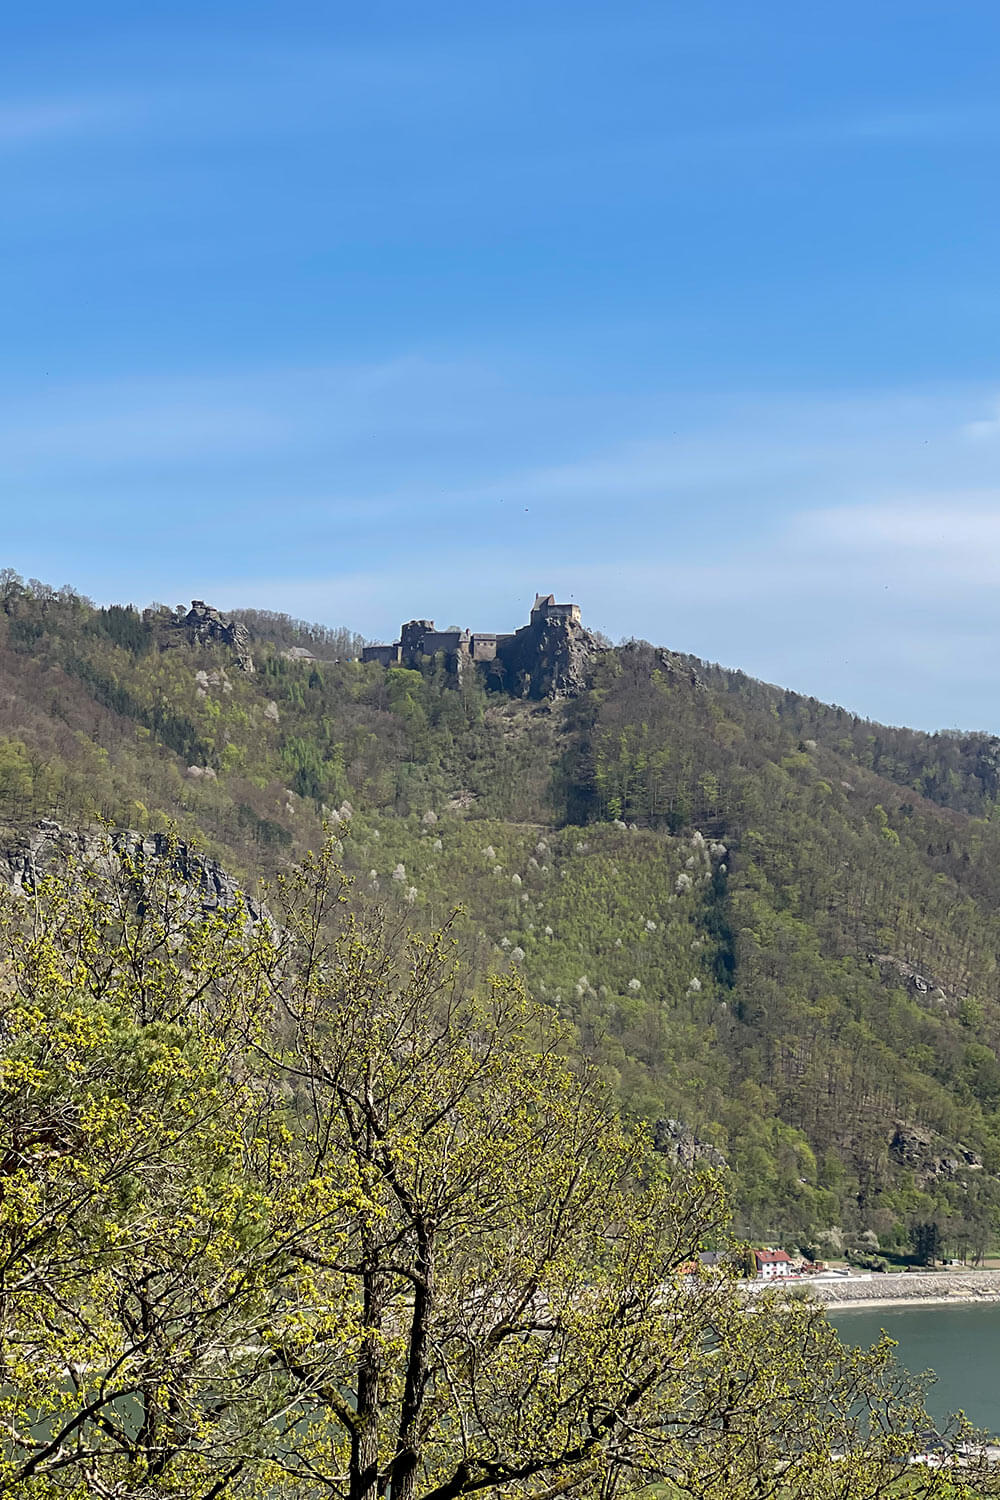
[0,835,976,1500]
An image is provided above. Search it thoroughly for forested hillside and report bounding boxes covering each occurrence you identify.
[5,568,1000,1257]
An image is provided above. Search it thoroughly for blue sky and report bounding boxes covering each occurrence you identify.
[4,1,1000,729]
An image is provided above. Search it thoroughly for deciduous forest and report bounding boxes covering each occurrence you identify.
[4,570,1000,1258]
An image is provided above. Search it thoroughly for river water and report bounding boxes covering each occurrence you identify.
[830,1302,1000,1436]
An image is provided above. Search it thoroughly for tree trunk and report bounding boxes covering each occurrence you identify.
[351,1266,384,1500]
[389,1229,434,1500]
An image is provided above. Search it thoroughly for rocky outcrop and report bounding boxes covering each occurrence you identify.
[868,953,949,1002]
[652,1117,728,1169]
[154,600,254,672]
[888,1120,982,1181]
[493,606,602,700]
[655,648,706,690]
[0,819,267,923]
[612,640,706,691]
[972,736,1000,799]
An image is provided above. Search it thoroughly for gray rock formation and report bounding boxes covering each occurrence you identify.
[652,1116,728,1169]
[156,600,255,671]
[0,819,267,923]
[492,604,602,700]
[868,952,949,1001]
[888,1120,982,1181]
[655,647,706,690]
[612,640,706,691]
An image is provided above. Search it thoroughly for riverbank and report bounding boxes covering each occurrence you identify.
[805,1269,1000,1311]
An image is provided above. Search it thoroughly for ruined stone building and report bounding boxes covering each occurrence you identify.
[361,594,598,699]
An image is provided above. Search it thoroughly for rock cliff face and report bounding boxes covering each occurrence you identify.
[888,1120,982,1181]
[652,1117,728,1169]
[492,607,602,700]
[0,819,266,922]
[654,647,706,691]
[155,600,254,672]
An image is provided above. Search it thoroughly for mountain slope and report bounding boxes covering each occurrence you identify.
[4,571,1000,1255]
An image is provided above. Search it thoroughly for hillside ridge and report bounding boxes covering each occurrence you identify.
[5,567,1000,1255]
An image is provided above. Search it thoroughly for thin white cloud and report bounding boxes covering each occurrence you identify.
[0,356,491,472]
[80,486,1000,733]
[708,104,1000,154]
[6,365,999,526]
[474,385,1000,517]
[791,499,1000,581]
[16,370,1000,730]
[517,102,1000,187]
[0,96,128,147]
[964,400,1000,440]
[829,104,1000,144]
[196,494,1000,638]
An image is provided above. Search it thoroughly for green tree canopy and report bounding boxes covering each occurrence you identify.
[0,837,985,1498]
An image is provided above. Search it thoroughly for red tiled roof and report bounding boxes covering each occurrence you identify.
[755,1249,792,1265]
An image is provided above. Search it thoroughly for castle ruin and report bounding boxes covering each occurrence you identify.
[361,594,595,699]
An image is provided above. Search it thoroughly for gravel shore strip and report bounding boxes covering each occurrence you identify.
[806,1270,1000,1311]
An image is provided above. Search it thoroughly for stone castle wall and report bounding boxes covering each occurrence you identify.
[361,595,599,699]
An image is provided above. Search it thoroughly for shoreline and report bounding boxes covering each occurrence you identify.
[799,1269,1000,1312]
[824,1293,1000,1312]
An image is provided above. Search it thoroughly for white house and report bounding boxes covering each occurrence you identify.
[755,1249,793,1280]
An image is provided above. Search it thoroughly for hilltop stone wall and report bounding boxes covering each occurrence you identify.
[364,594,602,699]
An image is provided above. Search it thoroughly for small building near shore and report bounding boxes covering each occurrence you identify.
[755,1248,793,1280]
